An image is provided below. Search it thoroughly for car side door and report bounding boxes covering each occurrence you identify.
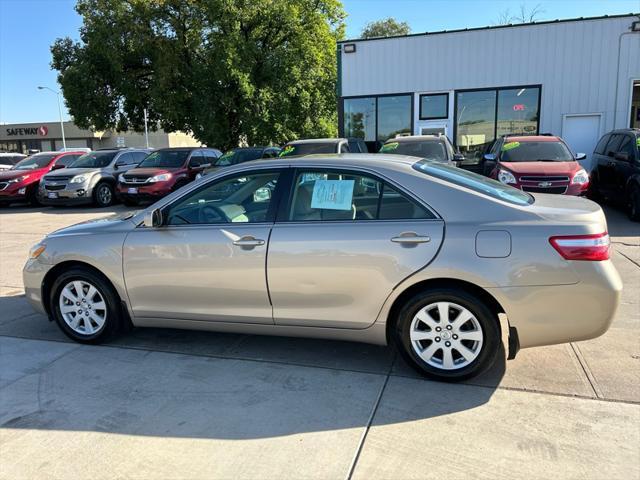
[598,134,623,197]
[267,168,444,329]
[123,168,287,324]
[612,134,637,199]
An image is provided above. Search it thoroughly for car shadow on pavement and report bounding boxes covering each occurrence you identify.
[0,291,504,441]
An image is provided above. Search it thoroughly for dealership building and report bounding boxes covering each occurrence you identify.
[337,14,640,163]
[0,121,200,154]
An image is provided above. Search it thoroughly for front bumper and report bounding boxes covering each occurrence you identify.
[23,258,54,316]
[39,184,93,205]
[490,259,622,349]
[0,183,31,201]
[117,182,173,201]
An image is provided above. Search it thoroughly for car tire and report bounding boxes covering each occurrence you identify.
[28,186,41,206]
[587,174,602,202]
[394,288,500,382]
[628,185,640,222]
[50,267,123,344]
[93,182,114,207]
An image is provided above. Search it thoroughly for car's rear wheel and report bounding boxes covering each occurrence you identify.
[395,288,500,382]
[50,267,122,344]
[93,182,114,207]
[628,186,640,222]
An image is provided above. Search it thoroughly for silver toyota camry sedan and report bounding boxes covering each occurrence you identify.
[23,155,622,381]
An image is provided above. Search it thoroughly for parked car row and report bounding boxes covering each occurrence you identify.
[1,128,638,219]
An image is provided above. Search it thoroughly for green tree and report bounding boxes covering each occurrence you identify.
[51,0,345,150]
[360,17,410,39]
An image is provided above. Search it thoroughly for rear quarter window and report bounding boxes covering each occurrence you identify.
[412,160,534,206]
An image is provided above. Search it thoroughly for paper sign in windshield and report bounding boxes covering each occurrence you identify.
[502,141,520,151]
[311,180,354,210]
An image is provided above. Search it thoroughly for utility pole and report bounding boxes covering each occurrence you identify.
[37,86,66,150]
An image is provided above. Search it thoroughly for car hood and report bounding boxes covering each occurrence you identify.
[501,161,581,176]
[0,169,44,180]
[124,167,177,176]
[45,167,101,178]
[48,210,139,237]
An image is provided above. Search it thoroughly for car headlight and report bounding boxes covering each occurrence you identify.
[8,175,30,183]
[148,173,172,183]
[498,169,517,185]
[118,174,126,183]
[29,242,46,260]
[571,169,589,185]
[69,175,87,184]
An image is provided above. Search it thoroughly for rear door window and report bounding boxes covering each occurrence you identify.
[604,135,623,156]
[288,170,435,222]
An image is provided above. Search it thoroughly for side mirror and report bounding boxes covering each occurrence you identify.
[51,164,66,171]
[483,153,497,162]
[575,153,587,161]
[114,160,126,169]
[614,152,629,161]
[143,208,163,228]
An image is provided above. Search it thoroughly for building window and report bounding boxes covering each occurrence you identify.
[419,93,449,120]
[455,85,541,160]
[377,95,412,141]
[455,89,497,160]
[496,87,540,137]
[343,97,376,141]
[341,94,413,144]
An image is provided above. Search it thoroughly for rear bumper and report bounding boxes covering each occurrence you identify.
[490,259,622,349]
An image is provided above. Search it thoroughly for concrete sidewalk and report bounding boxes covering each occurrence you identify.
[1,204,639,479]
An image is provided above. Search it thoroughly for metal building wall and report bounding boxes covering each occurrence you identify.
[340,15,640,136]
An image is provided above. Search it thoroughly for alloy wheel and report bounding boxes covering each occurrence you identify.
[58,280,107,335]
[409,301,484,370]
[98,185,112,205]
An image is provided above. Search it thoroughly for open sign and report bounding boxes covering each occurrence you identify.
[513,104,526,111]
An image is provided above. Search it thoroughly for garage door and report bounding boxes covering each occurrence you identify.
[562,114,601,172]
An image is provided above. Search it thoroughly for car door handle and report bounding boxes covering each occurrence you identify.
[232,236,265,247]
[391,233,431,244]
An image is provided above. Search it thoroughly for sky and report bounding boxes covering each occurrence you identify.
[0,0,638,124]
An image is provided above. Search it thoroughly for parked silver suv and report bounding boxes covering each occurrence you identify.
[39,148,151,207]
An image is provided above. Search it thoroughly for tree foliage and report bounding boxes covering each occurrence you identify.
[494,3,544,25]
[51,0,345,149]
[360,17,410,39]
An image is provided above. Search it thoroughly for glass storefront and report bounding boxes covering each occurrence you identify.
[377,95,412,141]
[343,97,376,141]
[455,85,540,160]
[342,94,413,143]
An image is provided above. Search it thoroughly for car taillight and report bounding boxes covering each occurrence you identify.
[549,233,610,261]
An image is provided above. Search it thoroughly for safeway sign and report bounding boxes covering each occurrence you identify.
[5,125,49,137]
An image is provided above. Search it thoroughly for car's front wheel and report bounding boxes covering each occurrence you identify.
[93,182,114,207]
[395,288,500,382]
[50,267,122,344]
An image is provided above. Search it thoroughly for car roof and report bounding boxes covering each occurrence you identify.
[287,138,345,145]
[387,135,446,143]
[503,135,560,142]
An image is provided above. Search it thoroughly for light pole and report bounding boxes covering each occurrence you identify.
[37,86,66,150]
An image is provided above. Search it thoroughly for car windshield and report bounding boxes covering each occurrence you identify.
[413,159,534,206]
[71,151,117,168]
[138,150,190,168]
[380,140,448,162]
[11,153,58,170]
[500,141,574,162]
[0,155,24,166]
[279,143,337,157]
[214,149,263,166]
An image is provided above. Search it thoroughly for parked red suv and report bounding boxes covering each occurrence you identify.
[117,147,221,205]
[482,135,589,195]
[0,151,84,206]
